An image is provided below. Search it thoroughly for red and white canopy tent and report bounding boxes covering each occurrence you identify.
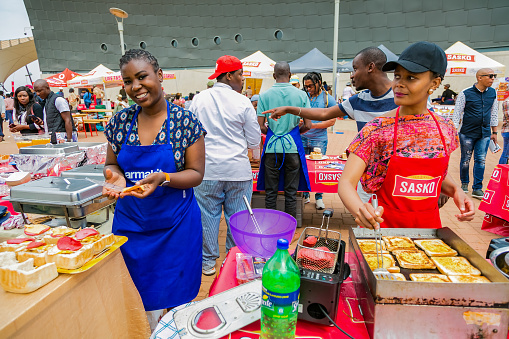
[45,68,81,87]
[67,64,117,88]
[102,71,177,87]
[445,41,505,77]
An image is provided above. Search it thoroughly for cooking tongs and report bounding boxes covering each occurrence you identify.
[371,194,396,280]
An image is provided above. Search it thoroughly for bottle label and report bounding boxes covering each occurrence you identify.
[261,286,300,317]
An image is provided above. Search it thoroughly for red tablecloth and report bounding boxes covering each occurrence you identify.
[210,247,369,339]
[253,156,345,193]
[479,165,509,236]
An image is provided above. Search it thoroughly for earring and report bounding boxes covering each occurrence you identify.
[428,89,434,94]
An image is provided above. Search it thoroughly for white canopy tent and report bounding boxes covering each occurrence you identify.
[67,64,117,87]
[445,41,505,77]
[241,51,275,78]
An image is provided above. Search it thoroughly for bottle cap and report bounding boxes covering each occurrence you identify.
[277,238,289,250]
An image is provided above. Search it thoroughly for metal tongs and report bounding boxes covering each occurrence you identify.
[372,194,396,280]
[318,209,334,245]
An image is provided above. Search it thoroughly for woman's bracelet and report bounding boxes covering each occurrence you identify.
[298,107,302,116]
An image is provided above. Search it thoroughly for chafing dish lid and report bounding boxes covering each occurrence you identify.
[7,177,102,205]
[67,142,107,149]
[19,143,80,155]
[60,164,105,180]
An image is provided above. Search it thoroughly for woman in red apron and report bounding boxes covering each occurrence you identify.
[338,41,475,229]
[102,49,206,328]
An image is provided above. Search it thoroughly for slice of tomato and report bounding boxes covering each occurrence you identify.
[6,238,34,244]
[26,241,46,249]
[75,228,99,241]
[57,236,83,251]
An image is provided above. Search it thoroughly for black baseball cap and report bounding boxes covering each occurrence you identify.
[382,41,447,76]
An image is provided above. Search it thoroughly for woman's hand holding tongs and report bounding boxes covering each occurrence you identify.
[355,202,384,230]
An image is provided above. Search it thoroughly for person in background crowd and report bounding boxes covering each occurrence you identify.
[67,88,79,111]
[290,75,300,89]
[189,55,261,277]
[25,85,41,103]
[119,85,126,98]
[245,85,253,98]
[0,91,5,141]
[93,85,104,105]
[250,94,259,110]
[4,93,14,125]
[173,93,185,108]
[300,72,336,209]
[257,62,311,219]
[33,79,77,143]
[342,82,356,102]
[453,68,498,199]
[10,86,44,135]
[185,92,194,110]
[323,81,329,91]
[83,89,92,108]
[338,41,474,229]
[57,88,64,97]
[500,96,509,165]
[207,80,214,89]
[439,84,457,105]
[102,49,205,330]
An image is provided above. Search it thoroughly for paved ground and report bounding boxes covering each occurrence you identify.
[0,118,503,302]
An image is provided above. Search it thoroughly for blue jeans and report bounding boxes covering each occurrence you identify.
[194,179,253,270]
[499,132,509,165]
[5,110,13,125]
[459,133,490,191]
[301,137,327,200]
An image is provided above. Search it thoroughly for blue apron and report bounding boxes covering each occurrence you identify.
[257,126,311,192]
[113,103,202,311]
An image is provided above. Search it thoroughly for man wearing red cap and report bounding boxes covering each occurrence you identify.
[189,55,261,276]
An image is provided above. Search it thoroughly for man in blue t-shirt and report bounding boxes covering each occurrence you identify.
[301,72,337,209]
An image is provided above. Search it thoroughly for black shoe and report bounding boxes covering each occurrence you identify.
[461,183,468,193]
[472,190,484,199]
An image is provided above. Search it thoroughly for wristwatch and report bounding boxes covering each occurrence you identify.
[160,172,171,186]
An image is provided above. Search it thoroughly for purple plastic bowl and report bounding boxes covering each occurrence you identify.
[230,209,297,258]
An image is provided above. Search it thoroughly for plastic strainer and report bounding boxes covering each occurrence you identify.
[230,209,297,258]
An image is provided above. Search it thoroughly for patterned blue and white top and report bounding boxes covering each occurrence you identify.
[104,102,206,172]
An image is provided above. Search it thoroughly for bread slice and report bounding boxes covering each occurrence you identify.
[77,233,115,255]
[0,252,18,267]
[448,275,490,283]
[431,257,481,276]
[414,239,457,257]
[382,236,416,251]
[122,184,148,193]
[45,244,94,270]
[363,253,395,271]
[358,239,387,253]
[391,273,406,281]
[0,258,58,293]
[17,243,52,267]
[392,249,436,269]
[410,273,451,283]
[43,226,79,245]
[0,238,34,252]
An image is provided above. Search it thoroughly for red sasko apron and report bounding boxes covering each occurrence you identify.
[377,108,449,228]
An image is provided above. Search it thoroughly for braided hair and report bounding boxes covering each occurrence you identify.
[303,72,324,95]
[13,86,36,122]
[119,49,160,73]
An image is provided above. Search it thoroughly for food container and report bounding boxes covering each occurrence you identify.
[18,143,80,155]
[14,135,34,149]
[32,134,51,146]
[490,247,509,279]
[6,177,113,219]
[67,142,107,165]
[349,227,509,338]
[60,164,105,181]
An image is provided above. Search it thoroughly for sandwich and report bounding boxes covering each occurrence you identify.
[73,228,115,255]
[0,258,58,293]
[431,257,481,276]
[448,275,490,283]
[414,239,457,257]
[122,184,148,194]
[382,236,416,251]
[309,151,322,160]
[45,236,93,270]
[409,273,451,283]
[24,224,51,237]
[363,253,395,271]
[357,239,387,253]
[43,226,79,245]
[16,241,51,267]
[0,237,35,252]
[392,249,436,269]
[0,252,18,267]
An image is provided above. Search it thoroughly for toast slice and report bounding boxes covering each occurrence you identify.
[122,184,148,193]
[391,273,406,281]
[16,243,52,267]
[448,275,490,283]
[392,249,436,269]
[409,273,451,283]
[414,239,457,257]
[77,233,115,255]
[43,226,79,245]
[0,237,35,252]
[357,239,387,253]
[0,258,58,293]
[0,252,18,267]
[431,257,481,276]
[45,244,94,270]
[363,253,395,271]
[382,236,416,251]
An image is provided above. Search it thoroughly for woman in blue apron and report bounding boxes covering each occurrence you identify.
[102,49,206,325]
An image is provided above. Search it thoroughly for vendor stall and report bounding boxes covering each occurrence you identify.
[45,68,81,88]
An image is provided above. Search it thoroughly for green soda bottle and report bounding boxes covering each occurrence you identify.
[260,238,300,339]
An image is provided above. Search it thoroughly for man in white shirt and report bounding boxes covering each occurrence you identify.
[342,82,356,102]
[189,55,261,276]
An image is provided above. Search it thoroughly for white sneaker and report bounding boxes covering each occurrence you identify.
[304,197,311,204]
[202,266,216,276]
[315,198,325,210]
